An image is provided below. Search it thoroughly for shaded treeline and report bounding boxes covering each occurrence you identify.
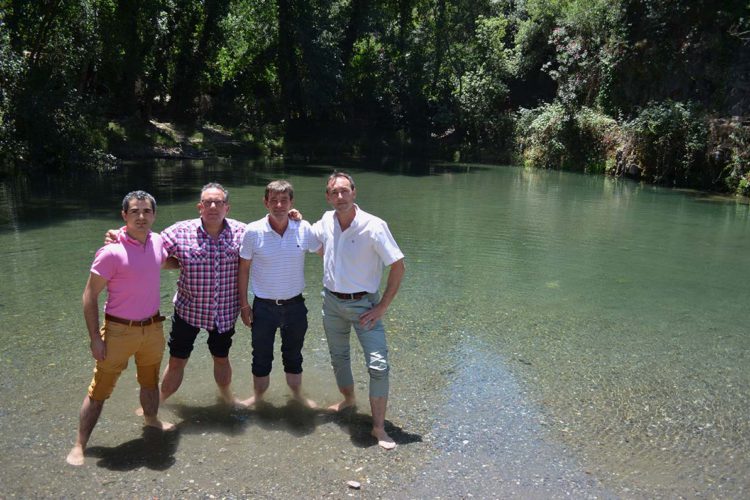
[0,1,748,193]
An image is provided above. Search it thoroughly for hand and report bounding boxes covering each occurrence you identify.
[163,256,180,269]
[359,303,386,329]
[240,306,253,327]
[90,336,106,361]
[104,229,120,245]
[288,209,302,221]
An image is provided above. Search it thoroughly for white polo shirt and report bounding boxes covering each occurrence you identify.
[312,205,404,294]
[240,217,321,300]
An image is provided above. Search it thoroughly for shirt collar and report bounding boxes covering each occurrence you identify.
[118,225,151,246]
[198,218,229,240]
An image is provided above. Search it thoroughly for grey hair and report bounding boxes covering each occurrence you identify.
[122,190,156,212]
[201,182,229,203]
[326,171,355,193]
[265,180,294,200]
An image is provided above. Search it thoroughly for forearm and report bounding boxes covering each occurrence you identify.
[238,259,251,308]
[377,259,405,310]
[82,299,101,339]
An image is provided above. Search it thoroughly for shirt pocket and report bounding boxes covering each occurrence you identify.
[188,247,209,263]
[224,245,239,260]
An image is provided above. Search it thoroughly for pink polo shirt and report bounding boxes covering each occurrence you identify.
[91,229,166,320]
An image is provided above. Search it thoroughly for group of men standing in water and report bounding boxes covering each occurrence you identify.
[67,172,405,465]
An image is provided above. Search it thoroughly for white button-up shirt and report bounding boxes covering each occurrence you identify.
[313,205,404,293]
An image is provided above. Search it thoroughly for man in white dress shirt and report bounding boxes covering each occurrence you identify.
[312,171,406,449]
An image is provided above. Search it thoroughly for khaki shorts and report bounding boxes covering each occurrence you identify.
[87,319,165,401]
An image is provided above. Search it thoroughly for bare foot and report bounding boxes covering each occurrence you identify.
[292,394,318,409]
[237,395,261,408]
[371,428,396,450]
[143,417,176,431]
[66,445,85,466]
[327,399,356,412]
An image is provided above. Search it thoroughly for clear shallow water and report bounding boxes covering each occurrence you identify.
[0,161,748,498]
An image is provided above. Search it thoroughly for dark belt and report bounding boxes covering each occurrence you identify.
[328,290,368,300]
[105,312,165,327]
[255,294,304,306]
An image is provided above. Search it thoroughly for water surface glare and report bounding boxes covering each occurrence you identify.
[0,162,748,498]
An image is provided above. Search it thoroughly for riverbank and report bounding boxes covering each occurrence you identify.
[104,119,275,161]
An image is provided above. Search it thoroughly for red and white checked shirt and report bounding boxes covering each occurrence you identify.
[161,218,246,333]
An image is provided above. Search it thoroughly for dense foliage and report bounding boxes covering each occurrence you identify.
[0,0,748,192]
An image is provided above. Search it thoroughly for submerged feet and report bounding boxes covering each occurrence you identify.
[65,445,85,466]
[327,398,356,412]
[218,385,236,405]
[143,416,176,431]
[237,395,261,408]
[294,395,319,409]
[371,428,396,450]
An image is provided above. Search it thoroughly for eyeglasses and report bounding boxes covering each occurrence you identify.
[200,200,227,208]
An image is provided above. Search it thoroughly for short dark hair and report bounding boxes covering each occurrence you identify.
[265,180,294,200]
[122,190,156,212]
[326,171,355,192]
[202,182,229,203]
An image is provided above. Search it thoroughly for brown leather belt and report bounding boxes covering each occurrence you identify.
[328,290,368,300]
[255,294,304,306]
[105,312,166,327]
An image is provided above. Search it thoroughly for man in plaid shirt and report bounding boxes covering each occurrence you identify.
[159,182,246,404]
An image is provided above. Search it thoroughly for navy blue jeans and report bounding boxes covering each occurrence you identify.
[250,297,308,377]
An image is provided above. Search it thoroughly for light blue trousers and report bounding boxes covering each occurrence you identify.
[321,288,389,398]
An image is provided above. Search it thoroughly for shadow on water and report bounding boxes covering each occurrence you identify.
[85,426,180,471]
[327,406,423,449]
[167,401,249,437]
[166,399,422,449]
[166,399,322,438]
[248,400,320,437]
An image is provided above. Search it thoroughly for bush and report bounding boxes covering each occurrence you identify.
[620,100,709,187]
[516,101,570,168]
[575,107,620,173]
[719,120,750,196]
[516,102,619,173]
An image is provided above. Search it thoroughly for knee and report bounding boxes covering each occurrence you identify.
[281,353,303,374]
[137,363,161,389]
[367,351,389,379]
[213,355,231,366]
[252,358,272,377]
[167,356,188,372]
[88,373,118,401]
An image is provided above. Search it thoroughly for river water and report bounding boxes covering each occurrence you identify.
[0,160,748,498]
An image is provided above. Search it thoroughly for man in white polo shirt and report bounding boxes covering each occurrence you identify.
[312,171,406,450]
[237,180,321,407]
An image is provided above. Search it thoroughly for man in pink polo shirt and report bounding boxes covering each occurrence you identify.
[66,191,175,466]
